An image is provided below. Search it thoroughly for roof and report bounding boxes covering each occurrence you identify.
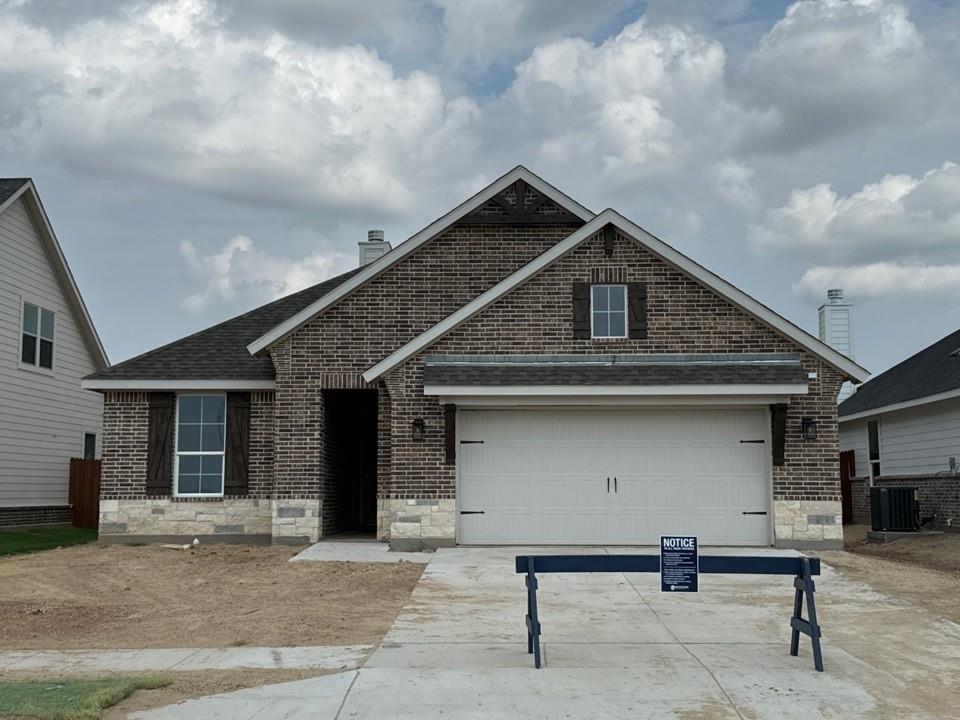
[838,328,960,420]
[82,268,361,387]
[363,208,871,384]
[423,354,808,387]
[246,166,595,355]
[0,178,109,371]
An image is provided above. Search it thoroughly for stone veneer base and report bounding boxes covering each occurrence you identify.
[385,498,455,550]
[100,533,271,546]
[271,499,322,543]
[773,499,843,549]
[101,499,272,537]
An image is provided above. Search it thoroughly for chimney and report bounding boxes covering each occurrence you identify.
[818,289,856,403]
[358,229,391,267]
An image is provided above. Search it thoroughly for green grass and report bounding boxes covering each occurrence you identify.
[0,676,169,720]
[0,527,98,557]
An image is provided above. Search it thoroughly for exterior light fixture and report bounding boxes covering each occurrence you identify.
[412,418,426,442]
[801,417,818,441]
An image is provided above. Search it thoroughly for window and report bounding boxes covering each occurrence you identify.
[21,302,55,370]
[867,420,881,479]
[175,395,226,496]
[591,285,627,338]
[83,433,97,460]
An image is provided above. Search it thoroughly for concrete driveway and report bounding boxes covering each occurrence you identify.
[137,546,960,719]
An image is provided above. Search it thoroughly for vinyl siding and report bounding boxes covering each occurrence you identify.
[839,397,960,477]
[0,196,103,506]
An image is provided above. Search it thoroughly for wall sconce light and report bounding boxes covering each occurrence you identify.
[412,418,426,442]
[801,417,818,441]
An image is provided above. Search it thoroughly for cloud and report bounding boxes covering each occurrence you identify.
[0,0,480,217]
[710,159,758,210]
[739,0,929,151]
[748,162,960,262]
[795,262,960,300]
[179,235,351,313]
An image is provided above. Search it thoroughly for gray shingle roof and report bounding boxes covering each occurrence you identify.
[85,267,362,381]
[0,178,29,206]
[839,328,960,417]
[423,354,807,386]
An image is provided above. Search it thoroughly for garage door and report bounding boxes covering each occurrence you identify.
[457,408,770,546]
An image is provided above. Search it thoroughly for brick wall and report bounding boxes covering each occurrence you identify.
[0,505,71,527]
[100,391,150,500]
[249,391,275,498]
[850,475,960,528]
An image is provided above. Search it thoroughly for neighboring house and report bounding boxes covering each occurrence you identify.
[82,167,868,549]
[839,329,960,528]
[0,179,109,527]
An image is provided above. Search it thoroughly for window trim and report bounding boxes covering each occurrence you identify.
[867,419,881,481]
[590,284,628,339]
[173,392,227,498]
[17,297,57,375]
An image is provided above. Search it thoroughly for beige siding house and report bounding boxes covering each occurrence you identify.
[0,179,109,526]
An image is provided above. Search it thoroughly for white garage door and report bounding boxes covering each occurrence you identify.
[457,408,771,546]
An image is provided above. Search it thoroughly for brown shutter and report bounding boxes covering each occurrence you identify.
[444,404,456,465]
[146,392,175,495]
[627,282,647,339]
[224,392,251,496]
[770,403,788,466]
[572,282,591,339]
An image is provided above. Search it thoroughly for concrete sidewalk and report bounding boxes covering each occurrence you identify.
[290,540,431,564]
[128,547,960,719]
[0,645,371,673]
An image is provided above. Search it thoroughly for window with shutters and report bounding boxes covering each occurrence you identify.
[591,285,627,338]
[20,300,55,371]
[175,394,226,496]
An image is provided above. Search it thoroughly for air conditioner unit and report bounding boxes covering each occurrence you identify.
[870,487,920,532]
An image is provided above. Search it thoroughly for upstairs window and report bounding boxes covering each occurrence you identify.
[175,395,226,496]
[867,420,881,479]
[591,285,627,338]
[21,302,55,370]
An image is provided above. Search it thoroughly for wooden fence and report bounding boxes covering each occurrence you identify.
[69,458,101,529]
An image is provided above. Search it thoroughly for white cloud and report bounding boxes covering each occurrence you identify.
[740,0,929,150]
[749,162,960,262]
[795,262,960,300]
[710,159,758,210]
[0,0,479,217]
[179,235,350,313]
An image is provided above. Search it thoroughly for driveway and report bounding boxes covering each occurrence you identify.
[137,547,960,719]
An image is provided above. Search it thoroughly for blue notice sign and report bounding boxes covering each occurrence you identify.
[660,536,698,592]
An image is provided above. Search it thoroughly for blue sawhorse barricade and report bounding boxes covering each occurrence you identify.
[515,554,824,671]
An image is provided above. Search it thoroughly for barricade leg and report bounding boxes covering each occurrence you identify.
[525,558,542,668]
[789,557,824,672]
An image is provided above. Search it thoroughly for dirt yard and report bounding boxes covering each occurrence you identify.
[819,525,960,624]
[0,543,423,650]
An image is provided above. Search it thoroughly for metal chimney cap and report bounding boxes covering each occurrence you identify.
[367,229,385,242]
[827,288,844,302]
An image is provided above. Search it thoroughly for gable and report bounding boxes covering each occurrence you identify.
[456,176,587,226]
[363,209,870,383]
[246,166,594,355]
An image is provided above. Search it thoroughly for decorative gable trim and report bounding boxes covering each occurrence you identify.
[362,208,871,384]
[0,180,109,370]
[246,166,595,356]
[456,176,586,225]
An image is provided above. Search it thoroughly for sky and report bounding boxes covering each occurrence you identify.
[1,0,959,376]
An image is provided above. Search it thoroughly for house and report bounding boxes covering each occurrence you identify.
[839,329,960,528]
[82,167,868,549]
[0,178,109,527]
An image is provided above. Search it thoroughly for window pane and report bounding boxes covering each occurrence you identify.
[201,424,224,452]
[200,474,223,494]
[40,309,55,340]
[21,334,36,365]
[178,425,202,452]
[867,421,879,460]
[179,455,202,474]
[84,433,96,460]
[201,455,223,474]
[179,396,202,423]
[592,285,608,311]
[22,303,38,334]
[178,474,200,494]
[202,395,225,424]
[593,312,609,337]
[609,312,626,338]
[39,339,53,369]
[609,286,625,311]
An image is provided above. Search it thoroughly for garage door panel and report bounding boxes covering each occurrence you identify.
[458,408,770,546]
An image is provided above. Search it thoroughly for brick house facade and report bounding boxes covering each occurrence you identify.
[86,167,867,549]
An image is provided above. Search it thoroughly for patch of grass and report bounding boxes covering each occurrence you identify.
[0,676,169,720]
[0,528,98,557]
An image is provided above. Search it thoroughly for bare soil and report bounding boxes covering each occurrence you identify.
[842,524,960,574]
[0,543,423,650]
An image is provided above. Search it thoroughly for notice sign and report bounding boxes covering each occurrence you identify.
[660,536,698,592]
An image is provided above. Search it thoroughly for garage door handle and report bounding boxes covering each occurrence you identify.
[614,476,618,493]
[742,511,768,515]
[460,510,485,515]
[739,440,765,444]
[460,440,484,445]
[606,477,610,493]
